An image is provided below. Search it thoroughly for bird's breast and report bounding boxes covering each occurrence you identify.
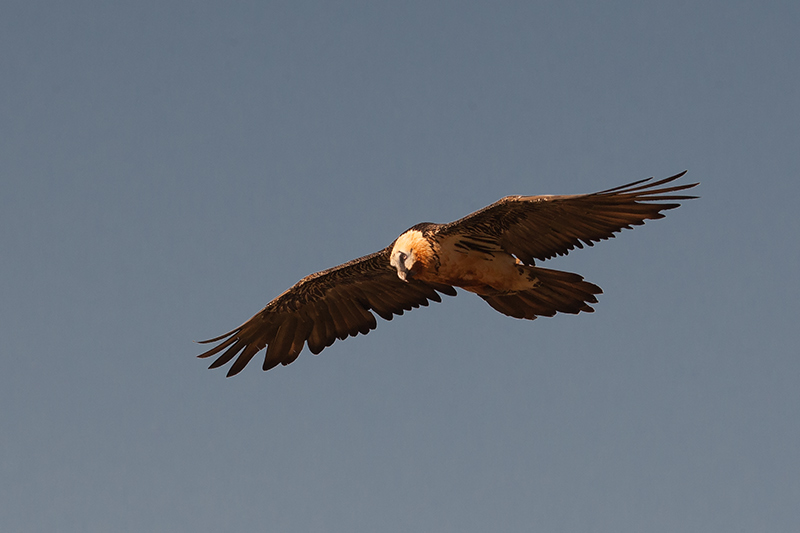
[415,236,536,295]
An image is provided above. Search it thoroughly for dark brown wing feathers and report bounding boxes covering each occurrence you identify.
[197,248,457,376]
[439,171,697,264]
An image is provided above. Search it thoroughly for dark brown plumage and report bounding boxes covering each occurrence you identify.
[197,171,697,376]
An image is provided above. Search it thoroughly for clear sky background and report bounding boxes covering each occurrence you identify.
[2,1,799,531]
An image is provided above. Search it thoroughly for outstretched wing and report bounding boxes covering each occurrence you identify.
[438,171,698,264]
[196,247,457,376]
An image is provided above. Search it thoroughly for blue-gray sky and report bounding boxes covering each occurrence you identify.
[3,1,799,531]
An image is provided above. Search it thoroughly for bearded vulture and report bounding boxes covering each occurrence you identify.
[197,171,697,376]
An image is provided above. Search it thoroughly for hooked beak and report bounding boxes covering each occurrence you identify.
[392,251,413,282]
[397,264,413,281]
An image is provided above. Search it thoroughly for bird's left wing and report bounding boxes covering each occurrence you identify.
[197,247,457,376]
[437,171,698,264]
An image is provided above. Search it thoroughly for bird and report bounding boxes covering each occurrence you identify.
[197,171,697,376]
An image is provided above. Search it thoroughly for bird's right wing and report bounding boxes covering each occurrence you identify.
[196,247,456,376]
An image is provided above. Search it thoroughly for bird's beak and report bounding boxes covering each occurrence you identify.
[392,250,412,282]
[397,264,410,282]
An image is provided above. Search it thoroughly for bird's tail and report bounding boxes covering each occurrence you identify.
[479,266,602,320]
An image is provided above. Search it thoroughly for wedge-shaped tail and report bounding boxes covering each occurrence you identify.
[479,267,602,320]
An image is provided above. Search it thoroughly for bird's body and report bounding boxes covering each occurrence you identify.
[394,227,532,294]
[198,172,698,376]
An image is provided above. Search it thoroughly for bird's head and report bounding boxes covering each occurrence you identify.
[390,247,416,281]
[389,228,430,282]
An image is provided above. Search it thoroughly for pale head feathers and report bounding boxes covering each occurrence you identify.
[390,229,435,281]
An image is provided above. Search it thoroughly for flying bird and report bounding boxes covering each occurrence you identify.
[198,171,697,376]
